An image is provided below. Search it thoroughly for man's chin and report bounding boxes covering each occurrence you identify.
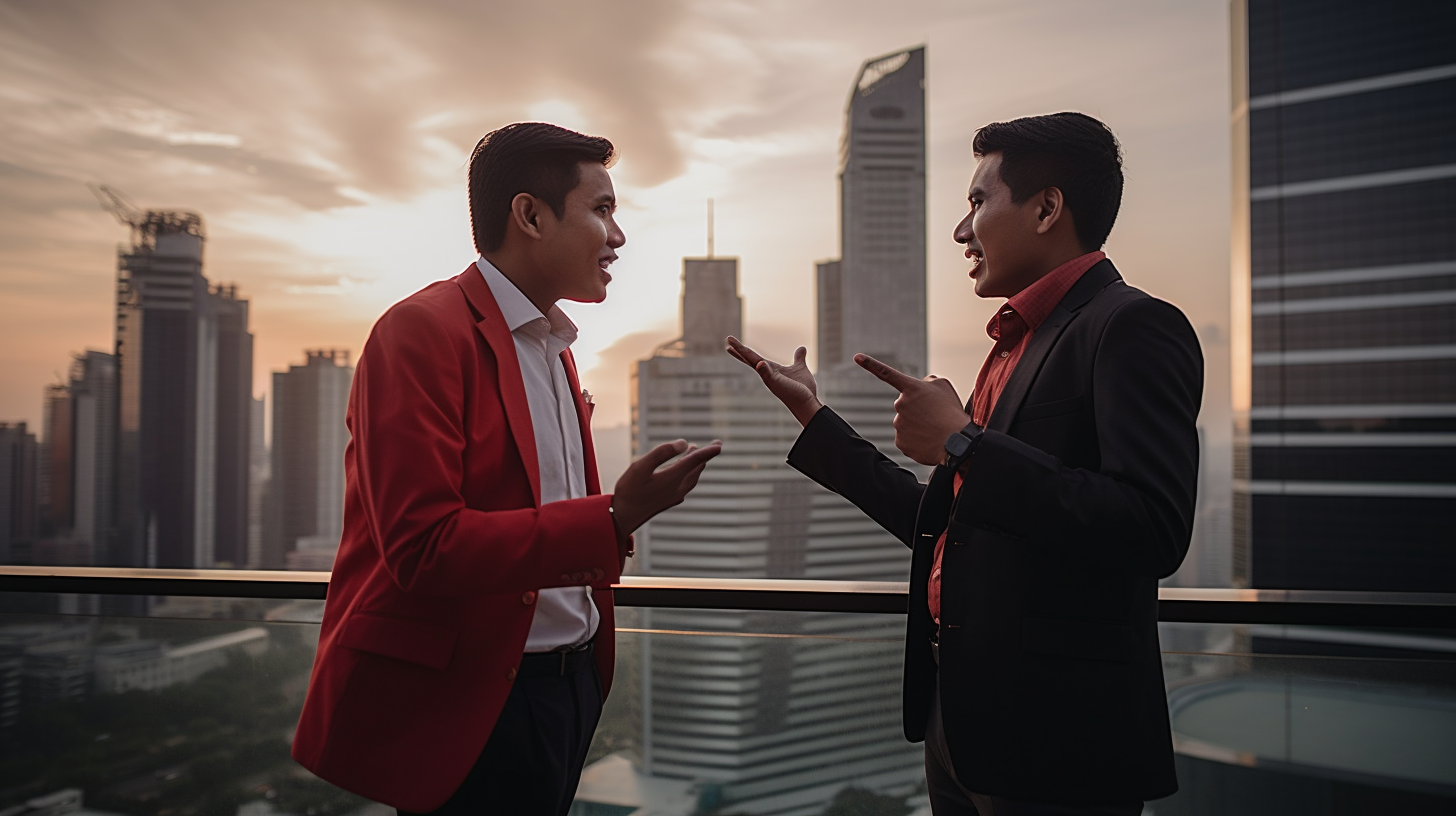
[565,287,609,304]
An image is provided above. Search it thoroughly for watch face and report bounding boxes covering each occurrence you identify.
[944,432,971,458]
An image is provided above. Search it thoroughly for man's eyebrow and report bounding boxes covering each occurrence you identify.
[595,193,617,207]
[967,185,986,199]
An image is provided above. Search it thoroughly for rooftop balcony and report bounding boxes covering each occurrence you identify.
[0,569,1453,816]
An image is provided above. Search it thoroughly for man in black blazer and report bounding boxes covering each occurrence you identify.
[727,112,1202,814]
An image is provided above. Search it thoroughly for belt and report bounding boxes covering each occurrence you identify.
[518,641,594,679]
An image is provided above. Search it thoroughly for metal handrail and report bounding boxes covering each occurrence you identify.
[2,566,1455,627]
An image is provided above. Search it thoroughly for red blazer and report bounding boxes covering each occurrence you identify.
[291,265,623,812]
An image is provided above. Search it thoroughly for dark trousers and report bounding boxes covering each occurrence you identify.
[926,660,1142,816]
[399,648,602,816]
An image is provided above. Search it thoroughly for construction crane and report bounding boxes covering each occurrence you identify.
[88,183,204,250]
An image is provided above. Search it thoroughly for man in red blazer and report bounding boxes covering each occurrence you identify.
[292,123,721,815]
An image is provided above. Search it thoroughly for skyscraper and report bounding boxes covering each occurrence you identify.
[1230,0,1456,591]
[0,423,38,565]
[632,47,929,815]
[113,211,253,568]
[265,350,353,571]
[821,46,927,377]
[39,384,72,540]
[247,395,268,569]
[635,254,919,815]
[212,289,253,568]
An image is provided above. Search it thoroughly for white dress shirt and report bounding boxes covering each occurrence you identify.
[478,257,599,652]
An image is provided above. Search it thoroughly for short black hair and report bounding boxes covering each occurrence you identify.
[972,112,1123,251]
[468,122,616,254]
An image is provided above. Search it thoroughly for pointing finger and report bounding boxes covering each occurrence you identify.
[854,354,919,392]
[793,346,807,367]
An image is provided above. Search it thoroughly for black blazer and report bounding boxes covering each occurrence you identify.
[787,259,1203,803]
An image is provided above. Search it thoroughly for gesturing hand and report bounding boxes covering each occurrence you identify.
[854,354,972,466]
[725,336,823,427]
[611,439,723,542]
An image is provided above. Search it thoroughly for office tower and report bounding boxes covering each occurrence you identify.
[814,46,930,580]
[37,351,120,568]
[0,424,39,565]
[212,288,253,568]
[1230,0,1456,591]
[247,396,267,569]
[821,46,927,377]
[266,350,353,570]
[39,384,72,539]
[814,260,843,369]
[636,257,921,813]
[112,210,253,568]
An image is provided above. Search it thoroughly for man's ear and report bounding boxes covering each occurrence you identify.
[509,192,544,240]
[1033,187,1066,236]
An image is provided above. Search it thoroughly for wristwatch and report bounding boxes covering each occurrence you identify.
[942,424,982,469]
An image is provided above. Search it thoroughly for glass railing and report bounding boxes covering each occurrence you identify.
[0,571,1453,815]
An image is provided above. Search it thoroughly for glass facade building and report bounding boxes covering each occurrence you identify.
[263,350,354,571]
[819,46,927,377]
[114,215,254,570]
[1231,0,1456,591]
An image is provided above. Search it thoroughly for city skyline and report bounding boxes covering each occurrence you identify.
[0,0,1233,457]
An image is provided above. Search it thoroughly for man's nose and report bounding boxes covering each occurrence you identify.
[609,218,626,249]
[953,213,973,244]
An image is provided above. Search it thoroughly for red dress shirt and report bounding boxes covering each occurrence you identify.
[929,251,1106,623]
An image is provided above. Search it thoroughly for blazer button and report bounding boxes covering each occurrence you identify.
[592,568,605,581]
[521,591,536,605]
[506,666,517,681]
[560,574,572,583]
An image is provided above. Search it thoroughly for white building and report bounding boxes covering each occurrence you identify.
[93,627,267,694]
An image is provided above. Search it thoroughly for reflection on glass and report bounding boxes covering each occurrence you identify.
[0,603,1453,815]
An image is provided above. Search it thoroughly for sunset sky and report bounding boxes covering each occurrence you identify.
[0,0,1232,467]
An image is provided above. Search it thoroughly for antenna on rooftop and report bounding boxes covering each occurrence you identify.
[707,198,715,259]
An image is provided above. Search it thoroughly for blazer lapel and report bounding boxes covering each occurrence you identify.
[455,265,542,506]
[985,259,1123,434]
[559,348,602,495]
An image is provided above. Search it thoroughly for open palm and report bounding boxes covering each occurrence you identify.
[725,336,823,426]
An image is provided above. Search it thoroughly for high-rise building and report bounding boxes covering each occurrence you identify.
[113,211,253,568]
[39,384,72,539]
[247,396,268,569]
[814,260,842,370]
[213,289,253,568]
[632,50,929,812]
[0,423,39,565]
[635,253,919,815]
[69,352,118,564]
[821,46,927,377]
[266,350,353,570]
[1230,0,1456,591]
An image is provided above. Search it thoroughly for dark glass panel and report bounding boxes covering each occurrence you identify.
[1253,359,1456,405]
[1249,494,1456,591]
[1251,178,1456,276]
[1252,417,1456,434]
[1251,445,1456,483]
[1251,274,1456,303]
[1252,303,1456,352]
[1247,0,1456,97]
[1250,78,1456,187]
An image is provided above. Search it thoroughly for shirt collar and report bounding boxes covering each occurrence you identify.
[476,256,578,349]
[1004,250,1106,333]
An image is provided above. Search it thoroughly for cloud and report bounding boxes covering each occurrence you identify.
[0,0,1235,436]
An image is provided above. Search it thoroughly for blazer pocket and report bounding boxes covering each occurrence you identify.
[1022,616,1137,663]
[1014,394,1087,423]
[339,612,458,671]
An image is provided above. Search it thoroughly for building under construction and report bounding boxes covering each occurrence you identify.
[96,187,253,569]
